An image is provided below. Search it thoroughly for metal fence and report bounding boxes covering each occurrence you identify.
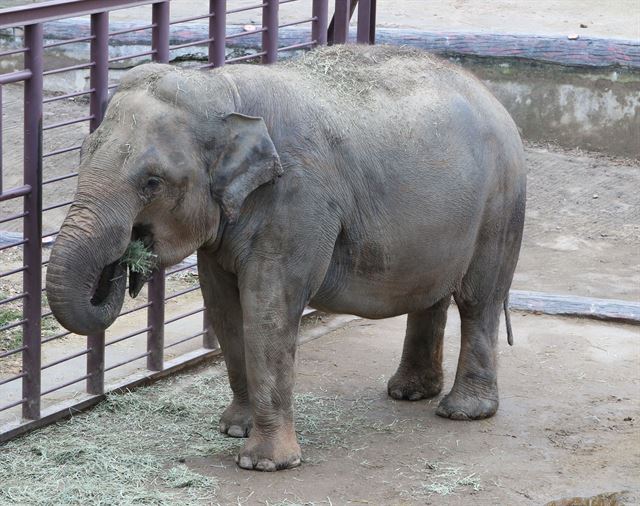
[0,0,376,442]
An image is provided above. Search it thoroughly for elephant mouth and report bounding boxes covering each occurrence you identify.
[128,264,152,298]
[90,260,126,307]
[90,229,156,307]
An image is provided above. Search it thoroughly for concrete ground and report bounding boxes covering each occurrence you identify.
[1,310,638,505]
[0,0,637,39]
[200,311,640,504]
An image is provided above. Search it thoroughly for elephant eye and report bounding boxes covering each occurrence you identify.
[145,176,162,191]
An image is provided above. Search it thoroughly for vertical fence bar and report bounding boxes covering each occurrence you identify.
[367,0,376,44]
[22,22,43,420]
[331,0,351,44]
[152,1,170,63]
[147,1,170,371]
[356,0,375,44]
[210,0,226,67]
[86,11,109,395]
[312,0,328,46]
[262,0,279,64]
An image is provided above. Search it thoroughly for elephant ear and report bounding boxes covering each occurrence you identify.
[210,113,283,223]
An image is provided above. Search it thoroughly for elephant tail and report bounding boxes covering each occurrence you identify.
[504,296,514,346]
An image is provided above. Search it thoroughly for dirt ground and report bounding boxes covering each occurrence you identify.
[2,0,636,39]
[1,311,638,505]
[205,312,639,505]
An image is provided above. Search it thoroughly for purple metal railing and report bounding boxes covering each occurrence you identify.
[0,0,375,442]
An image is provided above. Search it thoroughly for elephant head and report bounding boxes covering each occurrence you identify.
[46,64,282,335]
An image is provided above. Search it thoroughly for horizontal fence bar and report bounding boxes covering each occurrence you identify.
[42,172,78,186]
[43,115,93,131]
[41,348,90,370]
[43,35,94,49]
[225,51,267,63]
[170,13,214,24]
[0,266,27,279]
[104,351,150,372]
[278,40,316,51]
[0,319,25,332]
[43,146,82,159]
[0,239,27,252]
[109,23,156,37]
[41,329,72,345]
[164,285,201,301]
[41,374,91,396]
[226,3,267,15]
[164,330,205,349]
[225,28,266,40]
[169,38,214,51]
[0,0,167,29]
[42,230,60,239]
[0,184,31,202]
[165,262,197,276]
[0,398,25,413]
[105,326,150,347]
[0,47,27,57]
[118,302,152,317]
[279,16,315,28]
[0,372,26,387]
[42,62,94,76]
[43,89,94,104]
[42,199,73,212]
[0,292,26,305]
[0,346,26,360]
[0,69,32,85]
[164,306,205,325]
[108,49,156,63]
[0,211,28,225]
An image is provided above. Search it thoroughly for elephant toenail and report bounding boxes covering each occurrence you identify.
[256,459,276,472]
[409,392,422,401]
[228,425,246,438]
[238,456,254,469]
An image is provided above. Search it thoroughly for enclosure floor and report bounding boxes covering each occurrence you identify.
[1,310,638,504]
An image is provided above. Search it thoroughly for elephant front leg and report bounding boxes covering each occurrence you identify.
[198,252,252,438]
[235,268,304,471]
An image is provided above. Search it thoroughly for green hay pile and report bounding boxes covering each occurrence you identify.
[120,240,157,276]
[0,366,391,505]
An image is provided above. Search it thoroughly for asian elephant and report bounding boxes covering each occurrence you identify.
[46,45,526,472]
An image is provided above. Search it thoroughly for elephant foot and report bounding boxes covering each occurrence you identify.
[436,388,498,420]
[219,400,253,438]
[236,427,302,472]
[387,370,443,401]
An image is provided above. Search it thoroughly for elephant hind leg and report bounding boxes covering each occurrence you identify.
[387,295,451,401]
[437,191,524,420]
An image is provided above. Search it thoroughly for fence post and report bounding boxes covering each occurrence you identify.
[86,11,109,395]
[145,1,171,372]
[331,0,351,45]
[262,0,279,64]
[22,22,43,420]
[356,0,375,44]
[312,0,328,46]
[210,0,226,67]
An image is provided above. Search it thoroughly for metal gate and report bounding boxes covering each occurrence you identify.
[0,0,376,442]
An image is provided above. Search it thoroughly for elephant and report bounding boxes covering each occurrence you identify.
[46,45,526,472]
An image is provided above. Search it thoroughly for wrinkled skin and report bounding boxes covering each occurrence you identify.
[46,46,526,472]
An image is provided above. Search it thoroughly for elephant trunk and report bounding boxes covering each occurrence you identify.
[46,191,139,336]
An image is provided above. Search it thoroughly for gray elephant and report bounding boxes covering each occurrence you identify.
[47,45,526,472]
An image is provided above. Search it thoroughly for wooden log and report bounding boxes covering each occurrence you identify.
[508,290,640,325]
[2,20,638,68]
